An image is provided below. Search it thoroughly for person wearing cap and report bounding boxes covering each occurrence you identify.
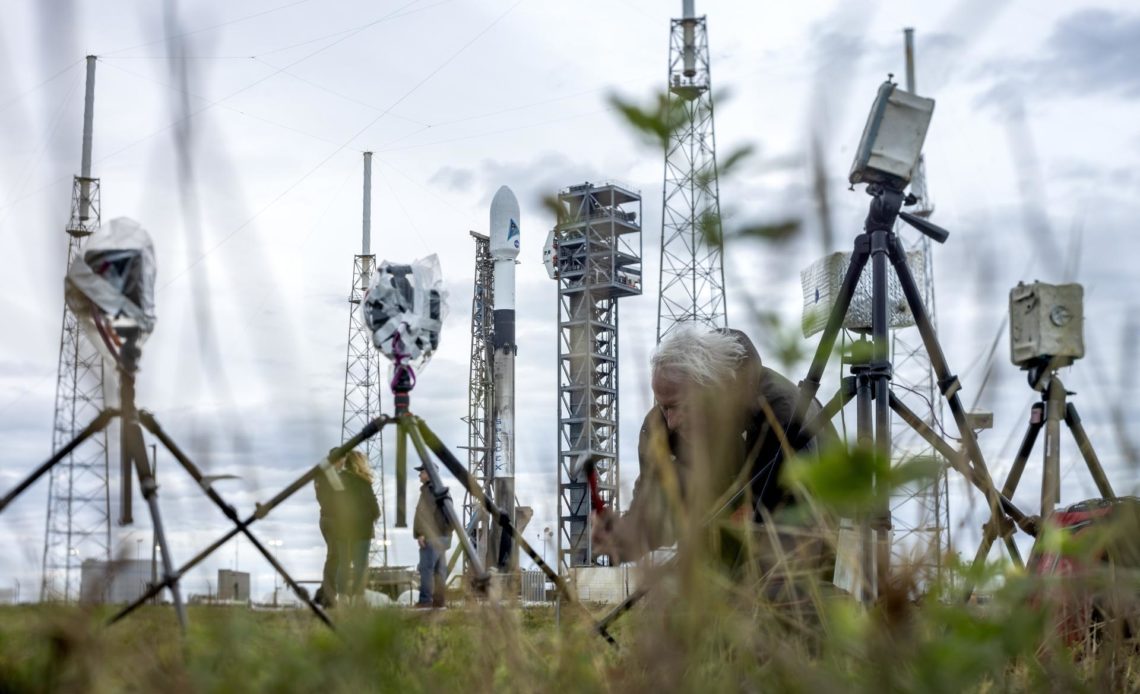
[591,325,836,573]
[413,465,453,608]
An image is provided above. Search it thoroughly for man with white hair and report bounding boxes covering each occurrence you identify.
[591,325,834,565]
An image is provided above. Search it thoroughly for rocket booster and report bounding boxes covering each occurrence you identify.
[490,185,520,342]
[489,185,519,569]
[489,185,518,481]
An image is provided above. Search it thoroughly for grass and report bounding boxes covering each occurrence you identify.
[3,556,1140,694]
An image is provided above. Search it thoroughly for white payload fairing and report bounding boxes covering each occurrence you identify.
[489,185,519,569]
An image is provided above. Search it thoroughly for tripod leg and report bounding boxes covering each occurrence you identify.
[0,409,117,513]
[112,419,391,628]
[402,419,488,583]
[795,235,872,423]
[888,393,1030,530]
[801,379,857,442]
[124,419,188,631]
[396,420,408,528]
[1042,378,1065,515]
[138,412,333,628]
[111,525,240,625]
[887,236,1008,526]
[970,404,1043,572]
[856,374,875,602]
[413,417,619,647]
[1002,403,1044,499]
[870,229,893,598]
[1065,402,1116,499]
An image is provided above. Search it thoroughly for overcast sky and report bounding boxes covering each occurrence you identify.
[1,0,1138,603]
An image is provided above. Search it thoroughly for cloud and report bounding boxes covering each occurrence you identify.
[977,9,1140,112]
[428,165,475,193]
[1037,10,1140,98]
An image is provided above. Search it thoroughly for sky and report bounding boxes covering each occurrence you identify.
[1,0,1139,605]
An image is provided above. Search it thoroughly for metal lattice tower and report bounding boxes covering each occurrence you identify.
[462,231,495,568]
[41,56,112,602]
[888,29,951,587]
[552,183,642,568]
[340,152,387,566]
[657,1,727,342]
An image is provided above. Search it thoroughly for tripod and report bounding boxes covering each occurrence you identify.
[0,329,333,629]
[385,358,617,645]
[106,356,618,644]
[790,182,1038,600]
[971,364,1116,566]
[3,330,334,628]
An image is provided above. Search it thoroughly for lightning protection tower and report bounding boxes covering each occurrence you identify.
[888,29,952,588]
[462,230,495,569]
[551,182,642,568]
[41,56,112,602]
[657,0,727,342]
[340,152,388,566]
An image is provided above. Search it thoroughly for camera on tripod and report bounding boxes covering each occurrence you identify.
[364,255,446,365]
[64,217,157,363]
[849,77,935,191]
[1009,281,1084,380]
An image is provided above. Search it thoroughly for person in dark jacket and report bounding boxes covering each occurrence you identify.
[413,465,453,607]
[335,450,380,604]
[592,325,836,567]
[314,450,345,608]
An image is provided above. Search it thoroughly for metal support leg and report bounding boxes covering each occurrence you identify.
[0,409,117,513]
[111,416,390,628]
[887,235,1011,556]
[1065,401,1116,499]
[414,417,618,647]
[856,372,875,602]
[402,418,489,587]
[793,235,871,424]
[138,411,333,627]
[395,418,408,528]
[1042,378,1064,516]
[870,229,893,595]
[124,418,187,631]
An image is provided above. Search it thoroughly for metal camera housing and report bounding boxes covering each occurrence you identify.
[849,79,935,189]
[1009,281,1084,370]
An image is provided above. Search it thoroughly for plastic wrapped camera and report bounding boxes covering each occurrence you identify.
[364,255,446,366]
[64,217,157,361]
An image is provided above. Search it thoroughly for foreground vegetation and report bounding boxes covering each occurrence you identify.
[2,557,1139,693]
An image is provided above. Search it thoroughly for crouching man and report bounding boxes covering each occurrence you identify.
[591,325,836,578]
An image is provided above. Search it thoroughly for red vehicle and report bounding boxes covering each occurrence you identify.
[1027,497,1140,645]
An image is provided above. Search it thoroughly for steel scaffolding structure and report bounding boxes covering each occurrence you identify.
[552,182,642,568]
[340,153,387,566]
[888,29,951,587]
[41,57,112,602]
[462,231,495,568]
[657,4,727,342]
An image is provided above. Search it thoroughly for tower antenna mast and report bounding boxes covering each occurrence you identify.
[657,0,727,341]
[340,152,388,567]
[41,55,113,601]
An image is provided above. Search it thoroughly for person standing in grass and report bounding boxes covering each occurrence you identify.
[314,450,345,608]
[413,465,453,608]
[335,450,380,605]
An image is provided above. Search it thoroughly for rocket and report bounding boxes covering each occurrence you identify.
[489,185,519,570]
